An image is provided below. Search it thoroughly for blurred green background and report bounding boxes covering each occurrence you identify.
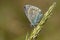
[0,0,60,40]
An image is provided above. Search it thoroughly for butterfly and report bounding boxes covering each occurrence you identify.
[24,5,43,26]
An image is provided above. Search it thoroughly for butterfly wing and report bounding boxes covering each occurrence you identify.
[24,5,43,26]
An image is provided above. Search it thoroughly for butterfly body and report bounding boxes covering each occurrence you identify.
[24,5,43,26]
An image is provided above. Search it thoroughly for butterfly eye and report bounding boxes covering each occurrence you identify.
[24,6,26,10]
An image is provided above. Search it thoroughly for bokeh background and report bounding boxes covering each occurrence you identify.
[0,0,60,40]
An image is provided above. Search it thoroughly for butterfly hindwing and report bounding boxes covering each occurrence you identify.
[24,5,43,26]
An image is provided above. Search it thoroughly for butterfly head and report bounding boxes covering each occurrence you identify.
[24,5,30,11]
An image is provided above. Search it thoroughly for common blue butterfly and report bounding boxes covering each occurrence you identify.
[24,5,43,26]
